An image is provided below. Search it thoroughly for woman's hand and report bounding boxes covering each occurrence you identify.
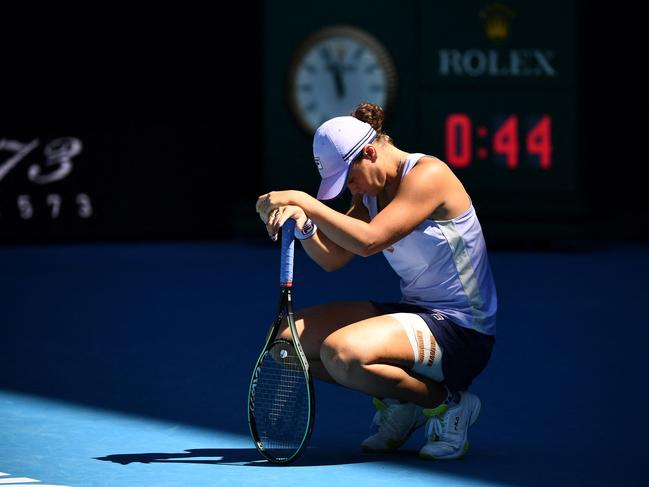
[255,190,303,219]
[264,205,308,241]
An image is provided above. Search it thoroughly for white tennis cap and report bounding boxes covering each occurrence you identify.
[313,116,377,200]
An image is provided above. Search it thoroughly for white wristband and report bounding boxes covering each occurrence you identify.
[295,218,317,240]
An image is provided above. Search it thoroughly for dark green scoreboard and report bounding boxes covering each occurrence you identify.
[419,2,579,225]
[264,0,581,239]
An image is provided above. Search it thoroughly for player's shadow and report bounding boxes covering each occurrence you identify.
[95,448,377,467]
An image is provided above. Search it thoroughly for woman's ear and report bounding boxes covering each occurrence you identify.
[364,145,378,161]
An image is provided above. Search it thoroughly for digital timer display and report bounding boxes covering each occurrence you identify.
[421,92,578,201]
[444,113,552,170]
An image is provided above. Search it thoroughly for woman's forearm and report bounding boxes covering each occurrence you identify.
[294,192,378,257]
[299,229,355,272]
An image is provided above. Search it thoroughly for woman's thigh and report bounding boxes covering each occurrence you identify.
[319,314,416,369]
[319,314,446,405]
[278,301,382,360]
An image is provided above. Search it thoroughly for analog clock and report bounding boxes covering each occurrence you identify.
[288,25,397,134]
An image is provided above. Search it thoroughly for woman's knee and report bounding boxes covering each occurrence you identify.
[320,332,366,381]
[280,302,381,361]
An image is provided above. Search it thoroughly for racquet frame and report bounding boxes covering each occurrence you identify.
[247,219,315,464]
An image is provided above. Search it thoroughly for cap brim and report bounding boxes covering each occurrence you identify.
[316,165,351,201]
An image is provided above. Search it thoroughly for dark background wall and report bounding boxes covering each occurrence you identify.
[0,3,263,242]
[578,3,645,243]
[0,2,644,246]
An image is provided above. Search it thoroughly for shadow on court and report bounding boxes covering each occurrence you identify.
[93,444,623,485]
[2,240,648,485]
[95,447,377,467]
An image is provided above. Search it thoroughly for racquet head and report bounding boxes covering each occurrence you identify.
[248,338,312,463]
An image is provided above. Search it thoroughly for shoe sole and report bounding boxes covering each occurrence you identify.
[361,412,426,453]
[361,431,414,453]
[419,440,470,460]
[361,418,427,453]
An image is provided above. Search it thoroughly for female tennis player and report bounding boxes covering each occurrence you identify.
[255,102,497,460]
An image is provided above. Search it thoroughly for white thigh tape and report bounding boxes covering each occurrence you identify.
[390,313,444,382]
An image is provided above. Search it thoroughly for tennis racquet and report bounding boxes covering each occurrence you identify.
[247,218,315,464]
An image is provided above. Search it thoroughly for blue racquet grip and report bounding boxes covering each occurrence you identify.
[280,219,295,286]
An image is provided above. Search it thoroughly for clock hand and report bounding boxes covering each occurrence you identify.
[325,62,345,98]
[333,65,345,98]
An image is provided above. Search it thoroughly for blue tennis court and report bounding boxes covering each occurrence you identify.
[2,240,647,486]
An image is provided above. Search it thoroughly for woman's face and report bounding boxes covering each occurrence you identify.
[346,154,381,196]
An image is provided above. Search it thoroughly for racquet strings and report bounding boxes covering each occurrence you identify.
[253,340,309,461]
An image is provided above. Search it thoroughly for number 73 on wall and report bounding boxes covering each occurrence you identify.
[0,137,82,185]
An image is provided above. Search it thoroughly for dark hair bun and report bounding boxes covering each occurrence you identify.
[351,102,385,134]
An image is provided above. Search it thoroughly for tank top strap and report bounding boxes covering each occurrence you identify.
[401,153,428,179]
[362,192,375,216]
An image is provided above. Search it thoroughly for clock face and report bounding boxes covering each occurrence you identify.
[288,25,397,134]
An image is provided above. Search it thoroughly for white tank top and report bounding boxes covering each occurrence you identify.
[362,153,497,335]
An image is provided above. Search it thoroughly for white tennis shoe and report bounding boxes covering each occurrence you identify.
[361,398,427,452]
[419,391,481,460]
